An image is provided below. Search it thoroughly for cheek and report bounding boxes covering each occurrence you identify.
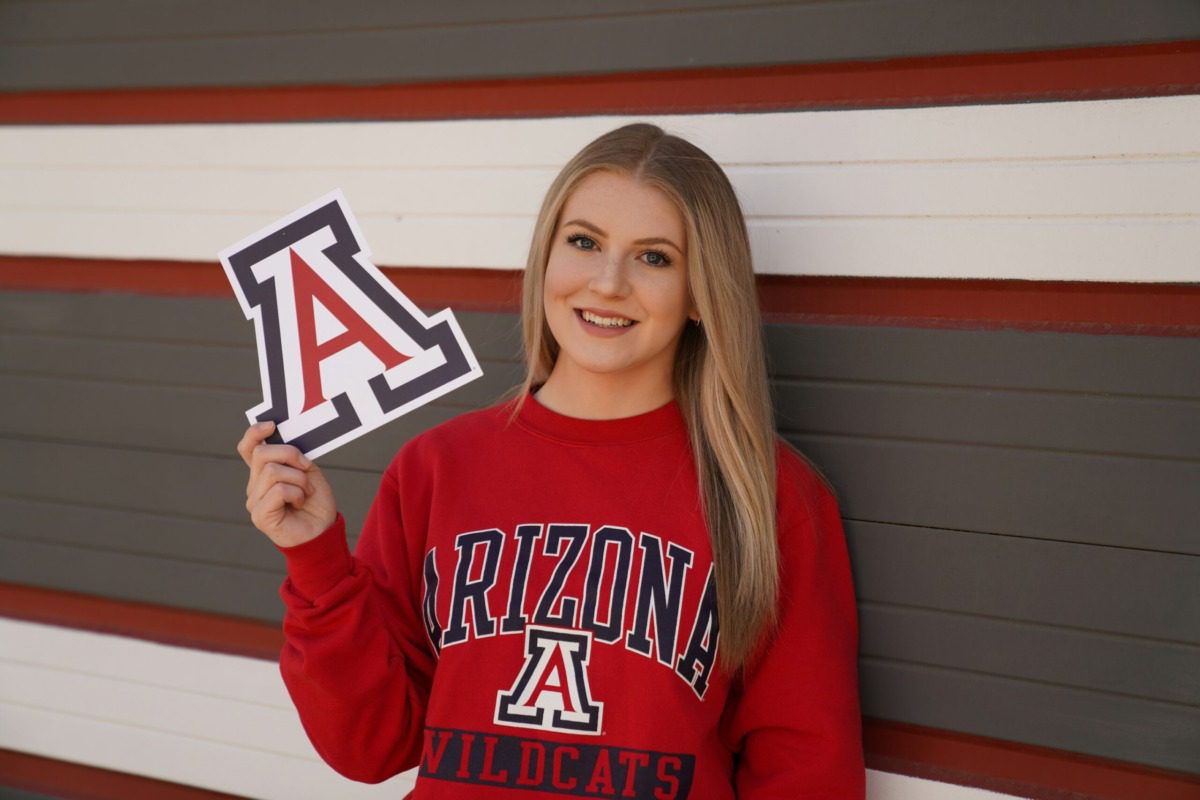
[645,274,692,320]
[542,253,577,302]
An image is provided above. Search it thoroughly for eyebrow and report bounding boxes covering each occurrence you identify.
[561,218,685,254]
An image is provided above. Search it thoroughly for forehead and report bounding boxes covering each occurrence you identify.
[559,171,685,241]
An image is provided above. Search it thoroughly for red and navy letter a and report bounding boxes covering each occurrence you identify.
[219,191,481,459]
[495,626,604,735]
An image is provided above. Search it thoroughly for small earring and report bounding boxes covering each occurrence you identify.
[691,317,702,327]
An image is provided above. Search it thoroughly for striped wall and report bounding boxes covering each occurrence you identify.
[0,618,1023,800]
[2,0,1197,92]
[2,4,1199,796]
[3,286,1198,794]
[3,105,1199,798]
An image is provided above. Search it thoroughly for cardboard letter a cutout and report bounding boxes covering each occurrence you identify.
[219,191,483,459]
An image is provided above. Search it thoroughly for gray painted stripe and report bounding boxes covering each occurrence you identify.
[775,380,1199,460]
[800,435,1199,554]
[861,604,1200,707]
[847,521,1199,644]
[765,324,1200,399]
[0,438,380,537]
[861,658,1199,773]
[1,0,1197,91]
[0,373,513,470]
[2,288,1197,771]
[0,496,282,572]
[0,291,253,345]
[4,372,1196,552]
[0,534,284,623]
[7,362,1193,463]
[0,787,62,800]
[3,434,1192,643]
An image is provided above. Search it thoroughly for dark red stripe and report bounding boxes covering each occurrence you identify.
[2,584,1197,798]
[0,582,281,661]
[0,40,1196,124]
[0,749,248,800]
[2,255,1197,335]
[755,275,1200,337]
[865,718,1200,800]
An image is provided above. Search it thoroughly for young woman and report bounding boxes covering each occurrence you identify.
[238,123,864,798]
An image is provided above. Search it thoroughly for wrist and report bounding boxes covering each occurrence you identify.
[277,514,353,600]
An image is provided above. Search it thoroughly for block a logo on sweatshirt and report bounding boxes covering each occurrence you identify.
[495,626,604,735]
[219,190,481,459]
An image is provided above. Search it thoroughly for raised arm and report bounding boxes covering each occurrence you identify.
[237,423,434,782]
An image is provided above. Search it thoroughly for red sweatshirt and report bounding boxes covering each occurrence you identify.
[278,394,864,798]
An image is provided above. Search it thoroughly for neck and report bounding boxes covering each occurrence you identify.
[535,363,674,420]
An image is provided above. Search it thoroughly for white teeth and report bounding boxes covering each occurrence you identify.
[581,310,633,328]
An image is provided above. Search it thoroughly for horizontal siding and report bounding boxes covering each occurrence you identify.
[0,619,1012,800]
[0,619,416,798]
[765,325,1200,399]
[11,368,1195,462]
[1,290,1197,773]
[861,604,1198,706]
[1,0,1197,91]
[12,160,1199,219]
[0,496,281,572]
[848,522,1197,645]
[776,380,1197,460]
[794,435,1197,554]
[2,98,1199,281]
[861,659,1196,774]
[0,536,282,623]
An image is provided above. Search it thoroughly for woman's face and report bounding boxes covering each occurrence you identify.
[542,170,697,395]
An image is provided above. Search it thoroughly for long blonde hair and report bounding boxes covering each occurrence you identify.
[515,123,778,670]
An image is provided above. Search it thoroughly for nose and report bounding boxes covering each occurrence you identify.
[588,253,631,298]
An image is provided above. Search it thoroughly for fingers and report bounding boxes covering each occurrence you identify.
[239,421,317,509]
[249,440,311,474]
[237,420,276,466]
[236,421,336,546]
[246,460,314,510]
[250,482,311,530]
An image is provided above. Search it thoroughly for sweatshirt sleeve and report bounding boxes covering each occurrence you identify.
[720,444,866,798]
[277,458,437,784]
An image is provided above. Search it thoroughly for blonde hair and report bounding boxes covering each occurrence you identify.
[515,123,779,670]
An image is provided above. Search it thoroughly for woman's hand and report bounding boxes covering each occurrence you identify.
[237,421,337,548]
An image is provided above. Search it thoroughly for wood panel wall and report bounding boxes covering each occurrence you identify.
[1,289,1196,774]
[2,0,1197,91]
[1,1,1198,794]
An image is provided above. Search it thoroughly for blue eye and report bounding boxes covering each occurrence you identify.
[567,234,597,251]
[643,250,672,267]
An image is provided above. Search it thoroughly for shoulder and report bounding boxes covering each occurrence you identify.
[775,438,838,516]
[774,438,845,562]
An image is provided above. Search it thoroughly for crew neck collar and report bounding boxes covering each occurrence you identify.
[515,390,686,445]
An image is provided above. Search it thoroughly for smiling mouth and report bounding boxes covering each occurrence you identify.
[578,309,635,329]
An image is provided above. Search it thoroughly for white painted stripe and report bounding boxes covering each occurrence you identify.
[0,618,414,798]
[0,96,1196,282]
[0,617,1023,798]
[867,771,1018,799]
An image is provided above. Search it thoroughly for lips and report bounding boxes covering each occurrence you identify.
[577,308,635,329]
